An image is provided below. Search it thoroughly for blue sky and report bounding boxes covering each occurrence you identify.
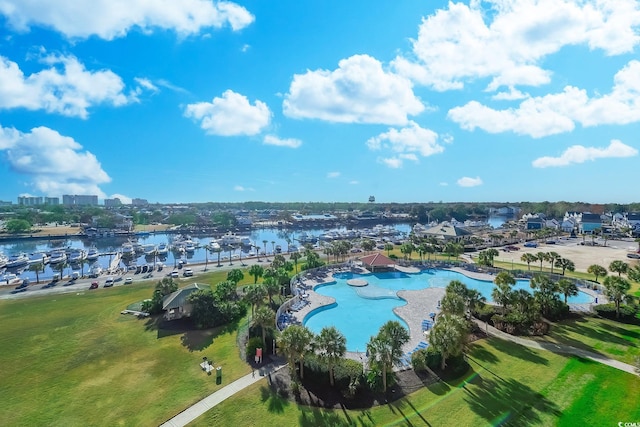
[1,0,639,205]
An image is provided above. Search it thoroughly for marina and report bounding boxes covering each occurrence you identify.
[0,224,414,284]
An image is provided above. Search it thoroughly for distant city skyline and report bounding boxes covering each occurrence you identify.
[1,1,640,204]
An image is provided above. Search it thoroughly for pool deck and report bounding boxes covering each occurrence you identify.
[290,265,604,365]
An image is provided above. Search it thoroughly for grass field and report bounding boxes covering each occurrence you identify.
[531,315,640,365]
[0,274,252,426]
[191,337,640,426]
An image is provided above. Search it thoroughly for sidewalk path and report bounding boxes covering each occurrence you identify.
[159,359,287,427]
[474,319,638,376]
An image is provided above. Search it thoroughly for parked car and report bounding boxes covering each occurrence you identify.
[523,242,538,248]
[89,281,99,290]
[104,278,114,288]
[124,277,133,285]
[626,253,640,259]
[170,270,179,278]
[183,268,193,277]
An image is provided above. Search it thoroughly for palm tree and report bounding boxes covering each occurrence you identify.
[28,261,44,284]
[587,264,607,283]
[213,246,222,267]
[535,251,548,272]
[290,251,301,273]
[262,240,268,259]
[609,260,629,277]
[227,245,234,266]
[521,253,537,271]
[384,243,394,257]
[277,325,314,379]
[547,251,561,274]
[429,313,468,370]
[244,283,267,316]
[556,257,575,275]
[315,326,347,386]
[361,239,375,254]
[493,271,515,313]
[271,240,276,255]
[530,274,559,317]
[263,277,281,306]
[254,306,275,350]
[557,278,578,304]
[603,276,631,318]
[366,320,409,392]
[248,264,264,284]
[227,268,244,284]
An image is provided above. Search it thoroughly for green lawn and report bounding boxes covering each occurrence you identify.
[190,337,640,426]
[0,277,251,426]
[530,315,640,365]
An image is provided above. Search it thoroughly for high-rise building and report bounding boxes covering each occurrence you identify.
[62,195,98,206]
[44,197,59,205]
[0,200,12,206]
[104,198,122,207]
[132,198,149,206]
[18,196,43,205]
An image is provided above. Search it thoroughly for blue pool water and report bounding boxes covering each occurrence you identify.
[303,269,594,351]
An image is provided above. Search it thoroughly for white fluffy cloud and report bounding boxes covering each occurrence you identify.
[185,90,271,136]
[394,0,640,91]
[0,0,254,39]
[263,135,302,148]
[234,185,254,191]
[283,54,424,125]
[367,121,445,168]
[0,54,139,118]
[457,176,483,187]
[448,60,640,137]
[327,171,340,178]
[0,125,111,196]
[108,193,132,204]
[532,139,638,168]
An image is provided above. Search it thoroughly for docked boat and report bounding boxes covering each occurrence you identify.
[48,249,67,265]
[219,232,242,246]
[28,252,49,265]
[0,252,7,269]
[184,241,196,253]
[6,253,29,269]
[207,241,221,251]
[68,249,86,263]
[142,244,157,257]
[156,243,169,255]
[296,232,318,244]
[121,242,135,256]
[86,247,99,261]
[89,263,103,278]
[2,273,23,286]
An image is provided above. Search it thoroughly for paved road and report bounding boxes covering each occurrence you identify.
[159,359,286,427]
[473,319,639,376]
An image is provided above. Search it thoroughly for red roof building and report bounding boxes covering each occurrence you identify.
[360,252,395,271]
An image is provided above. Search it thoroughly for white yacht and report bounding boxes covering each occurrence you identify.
[2,273,23,286]
[48,249,67,265]
[156,243,169,255]
[86,247,99,261]
[6,253,29,268]
[207,241,221,251]
[28,252,49,265]
[142,244,157,256]
[68,249,87,263]
[121,242,135,255]
[219,232,242,246]
[0,252,7,269]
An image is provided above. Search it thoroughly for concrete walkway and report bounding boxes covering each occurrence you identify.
[159,359,287,427]
[473,319,638,376]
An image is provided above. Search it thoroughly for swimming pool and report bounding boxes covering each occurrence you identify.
[303,269,594,351]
